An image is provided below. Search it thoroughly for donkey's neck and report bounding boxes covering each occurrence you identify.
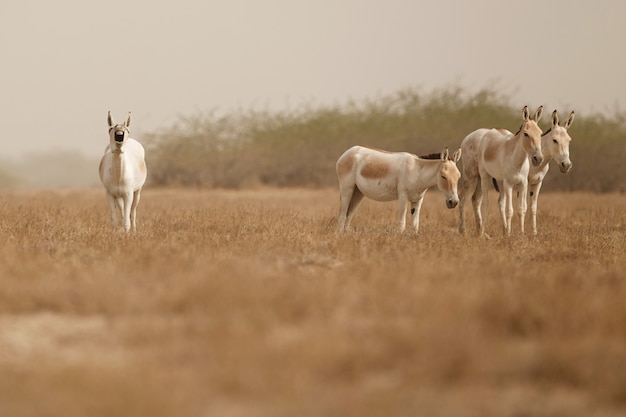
[110,144,125,155]
[505,133,531,169]
[539,132,556,163]
[414,158,441,190]
[110,149,126,186]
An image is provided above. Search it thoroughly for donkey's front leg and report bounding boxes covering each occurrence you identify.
[517,180,529,235]
[529,181,542,236]
[397,195,409,233]
[503,183,516,236]
[497,185,508,235]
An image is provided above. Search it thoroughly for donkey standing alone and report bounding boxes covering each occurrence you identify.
[99,111,147,232]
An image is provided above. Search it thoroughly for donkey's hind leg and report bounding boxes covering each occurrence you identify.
[471,180,484,236]
[459,175,477,234]
[344,187,365,230]
[105,192,119,228]
[338,183,359,231]
[478,173,494,237]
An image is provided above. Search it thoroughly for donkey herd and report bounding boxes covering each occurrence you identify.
[100,106,574,236]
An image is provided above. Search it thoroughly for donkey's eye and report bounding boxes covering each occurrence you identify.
[524,132,529,137]
[441,175,447,180]
[553,139,558,144]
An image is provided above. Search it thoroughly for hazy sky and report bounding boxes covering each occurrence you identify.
[1,0,625,158]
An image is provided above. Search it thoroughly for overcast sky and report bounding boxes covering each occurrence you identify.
[1,0,624,158]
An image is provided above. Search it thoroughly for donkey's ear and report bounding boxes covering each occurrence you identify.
[107,111,114,127]
[522,106,530,121]
[452,148,462,163]
[533,105,544,122]
[565,111,575,129]
[125,112,132,127]
[551,109,559,128]
[441,147,449,162]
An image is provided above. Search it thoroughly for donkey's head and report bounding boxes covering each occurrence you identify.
[437,147,462,209]
[107,111,131,151]
[543,110,574,173]
[519,105,544,166]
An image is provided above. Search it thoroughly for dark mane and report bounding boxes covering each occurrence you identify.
[418,152,442,160]
[542,128,552,136]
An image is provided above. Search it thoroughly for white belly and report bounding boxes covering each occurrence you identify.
[356,176,398,201]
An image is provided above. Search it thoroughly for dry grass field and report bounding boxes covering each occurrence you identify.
[0,187,624,417]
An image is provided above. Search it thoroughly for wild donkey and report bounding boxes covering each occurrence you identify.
[491,110,575,235]
[336,146,462,233]
[458,106,544,237]
[99,111,147,232]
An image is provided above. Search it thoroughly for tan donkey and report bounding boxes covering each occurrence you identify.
[458,106,544,237]
[490,109,575,235]
[336,146,462,233]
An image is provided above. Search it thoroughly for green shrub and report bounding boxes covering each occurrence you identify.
[144,86,625,192]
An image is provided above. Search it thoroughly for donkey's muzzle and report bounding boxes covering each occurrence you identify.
[114,132,125,143]
[560,161,572,173]
[446,199,459,209]
[531,155,544,166]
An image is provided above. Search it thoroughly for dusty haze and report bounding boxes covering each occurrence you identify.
[1,0,625,160]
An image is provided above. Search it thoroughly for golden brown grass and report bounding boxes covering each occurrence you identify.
[0,187,625,417]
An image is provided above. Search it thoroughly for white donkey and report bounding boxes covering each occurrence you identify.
[98,111,147,232]
[491,109,575,235]
[336,146,462,232]
[458,106,544,237]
